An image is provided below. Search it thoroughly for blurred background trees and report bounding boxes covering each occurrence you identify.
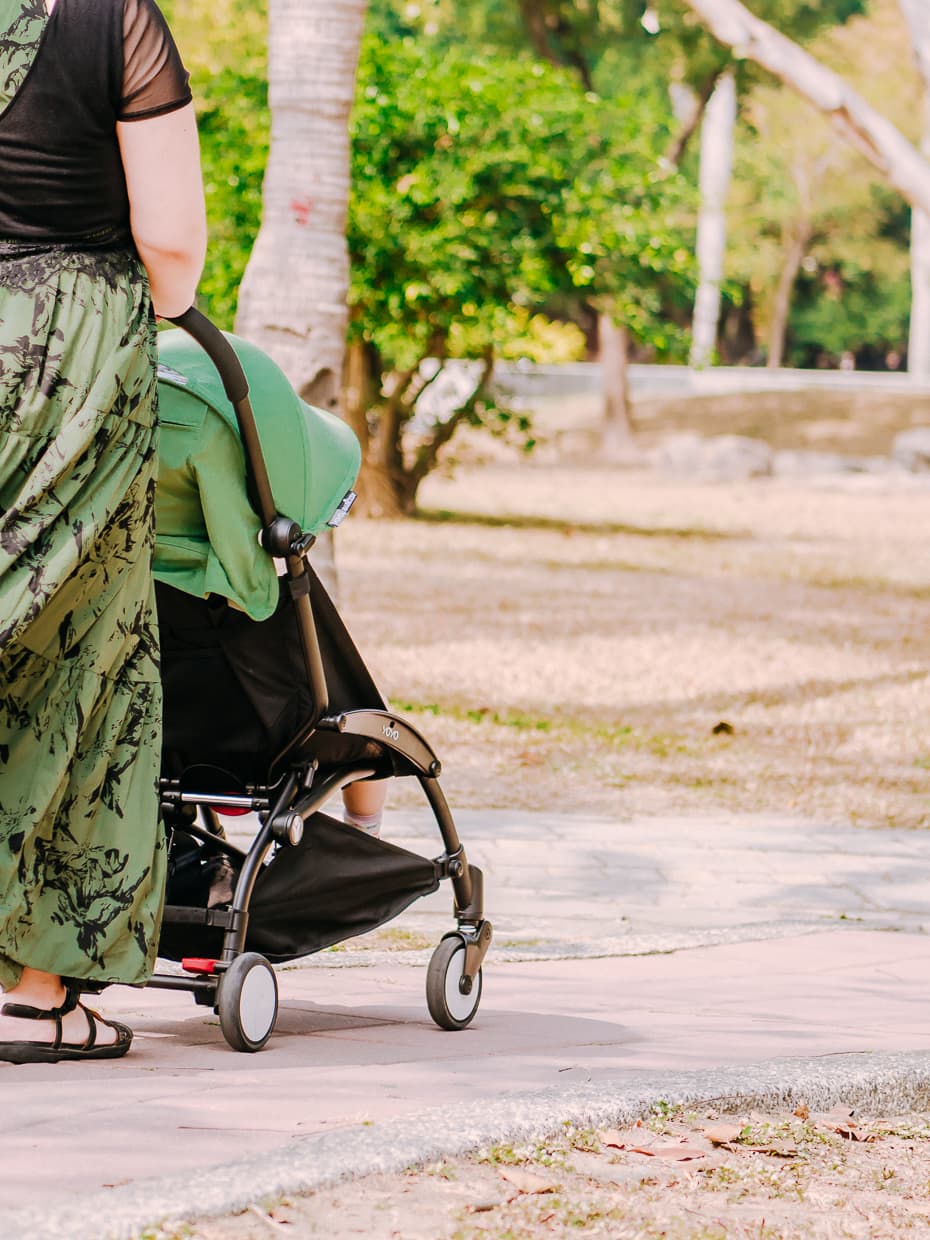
[161,0,930,506]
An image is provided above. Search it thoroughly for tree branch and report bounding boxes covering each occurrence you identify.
[408,352,495,489]
[666,70,721,167]
[518,0,563,68]
[517,0,594,91]
[679,0,930,215]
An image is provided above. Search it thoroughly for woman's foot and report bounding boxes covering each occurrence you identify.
[0,968,129,1061]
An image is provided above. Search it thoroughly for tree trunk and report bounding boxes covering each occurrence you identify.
[900,0,930,378]
[598,313,635,459]
[910,207,930,376]
[342,336,372,453]
[690,68,736,368]
[359,398,410,518]
[342,336,396,518]
[678,0,930,217]
[235,0,366,408]
[767,219,811,368]
[234,0,367,588]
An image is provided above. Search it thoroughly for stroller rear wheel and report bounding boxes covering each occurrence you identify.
[217,952,278,1052]
[426,936,482,1031]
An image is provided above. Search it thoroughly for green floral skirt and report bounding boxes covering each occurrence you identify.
[0,237,166,990]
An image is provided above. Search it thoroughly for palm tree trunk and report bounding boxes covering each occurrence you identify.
[234,0,367,587]
[235,0,367,409]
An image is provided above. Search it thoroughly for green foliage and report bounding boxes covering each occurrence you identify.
[789,266,911,366]
[348,34,695,372]
[495,310,587,363]
[377,1,868,98]
[160,0,902,382]
[159,0,268,327]
[195,69,269,326]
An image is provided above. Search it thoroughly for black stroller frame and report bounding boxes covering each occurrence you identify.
[146,309,492,1051]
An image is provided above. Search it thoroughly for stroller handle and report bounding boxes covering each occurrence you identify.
[166,306,278,532]
[167,306,250,405]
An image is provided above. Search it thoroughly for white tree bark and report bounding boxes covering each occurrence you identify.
[900,0,930,378]
[235,0,367,411]
[678,0,930,217]
[690,68,736,368]
[235,0,367,589]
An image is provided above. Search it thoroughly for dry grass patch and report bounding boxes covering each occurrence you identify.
[332,463,930,827]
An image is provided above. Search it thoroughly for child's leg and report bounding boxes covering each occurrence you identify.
[342,779,388,836]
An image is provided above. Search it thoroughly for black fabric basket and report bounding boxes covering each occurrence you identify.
[158,812,441,964]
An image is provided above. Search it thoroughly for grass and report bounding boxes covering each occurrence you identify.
[327,455,930,830]
[325,926,435,953]
[418,506,741,542]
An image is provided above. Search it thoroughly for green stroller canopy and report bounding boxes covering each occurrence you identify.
[157,329,361,536]
[154,329,361,621]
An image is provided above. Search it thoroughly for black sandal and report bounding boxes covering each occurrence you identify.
[0,984,132,1064]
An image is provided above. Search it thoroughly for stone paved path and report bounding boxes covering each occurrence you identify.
[4,810,930,1239]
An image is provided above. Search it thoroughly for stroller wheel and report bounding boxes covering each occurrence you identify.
[426,936,482,1031]
[217,952,278,1052]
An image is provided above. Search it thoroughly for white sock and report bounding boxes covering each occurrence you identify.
[343,810,382,838]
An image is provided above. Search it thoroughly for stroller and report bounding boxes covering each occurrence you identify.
[146,308,492,1052]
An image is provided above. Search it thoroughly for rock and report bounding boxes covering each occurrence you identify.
[846,455,909,476]
[773,450,854,478]
[657,433,773,481]
[654,431,704,475]
[892,428,930,472]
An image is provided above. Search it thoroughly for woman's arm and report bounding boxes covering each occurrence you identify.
[117,103,207,318]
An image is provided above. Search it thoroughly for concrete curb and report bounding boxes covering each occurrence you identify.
[16,1051,930,1240]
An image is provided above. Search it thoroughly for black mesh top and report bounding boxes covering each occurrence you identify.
[0,0,192,243]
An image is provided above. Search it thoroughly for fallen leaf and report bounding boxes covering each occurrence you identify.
[465,1201,503,1214]
[499,1168,557,1195]
[820,1106,856,1124]
[702,1123,743,1146]
[656,1145,709,1162]
[632,1144,708,1162]
[827,1122,878,1143]
[600,1127,646,1150]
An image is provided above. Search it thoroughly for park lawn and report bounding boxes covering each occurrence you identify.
[335,459,930,830]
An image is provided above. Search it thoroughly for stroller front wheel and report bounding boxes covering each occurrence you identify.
[217,952,278,1052]
[426,936,482,1031]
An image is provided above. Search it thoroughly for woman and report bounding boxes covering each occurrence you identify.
[0,0,206,1061]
